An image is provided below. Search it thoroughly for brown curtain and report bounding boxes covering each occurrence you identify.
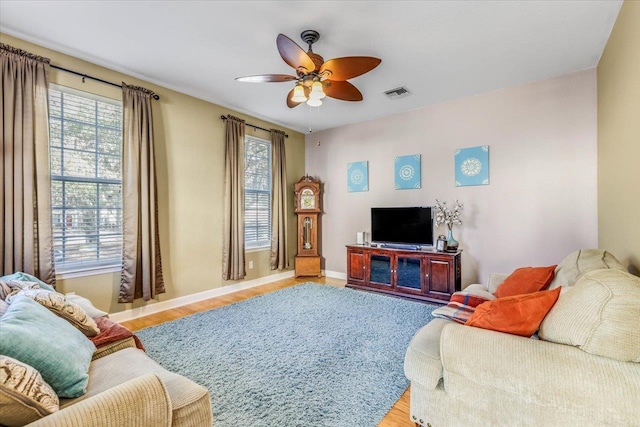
[0,43,55,285]
[118,83,164,302]
[222,115,246,280]
[269,129,288,270]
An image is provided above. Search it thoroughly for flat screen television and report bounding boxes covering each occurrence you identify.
[371,207,433,247]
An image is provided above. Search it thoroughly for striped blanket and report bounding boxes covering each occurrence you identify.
[432,291,492,324]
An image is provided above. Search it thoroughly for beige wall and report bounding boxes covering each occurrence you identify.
[1,33,306,313]
[305,70,598,287]
[597,0,640,275]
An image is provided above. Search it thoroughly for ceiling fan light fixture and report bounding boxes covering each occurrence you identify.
[309,81,326,100]
[292,84,308,102]
[237,30,381,109]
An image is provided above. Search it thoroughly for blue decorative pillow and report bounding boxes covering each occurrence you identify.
[0,296,96,398]
[0,272,55,291]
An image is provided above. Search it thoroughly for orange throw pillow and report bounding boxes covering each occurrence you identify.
[494,265,557,298]
[465,287,561,337]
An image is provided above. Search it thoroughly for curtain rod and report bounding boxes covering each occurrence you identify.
[220,115,288,138]
[50,64,160,100]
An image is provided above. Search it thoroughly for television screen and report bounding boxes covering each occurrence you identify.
[371,207,433,246]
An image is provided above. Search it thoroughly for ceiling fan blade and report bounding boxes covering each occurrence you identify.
[277,34,316,73]
[320,57,381,81]
[236,74,297,83]
[323,80,363,101]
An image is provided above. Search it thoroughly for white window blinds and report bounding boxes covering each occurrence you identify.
[49,86,123,271]
[244,135,272,249]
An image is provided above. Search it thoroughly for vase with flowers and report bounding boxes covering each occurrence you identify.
[434,199,463,252]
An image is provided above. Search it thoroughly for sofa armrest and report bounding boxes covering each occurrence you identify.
[440,323,640,420]
[487,273,508,293]
[404,318,451,389]
[27,374,172,427]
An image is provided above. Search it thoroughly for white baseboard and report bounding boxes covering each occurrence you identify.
[324,270,347,280]
[109,271,295,324]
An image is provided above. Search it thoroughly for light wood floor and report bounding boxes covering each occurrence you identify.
[120,276,414,427]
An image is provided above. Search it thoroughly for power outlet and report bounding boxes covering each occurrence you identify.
[249,261,254,269]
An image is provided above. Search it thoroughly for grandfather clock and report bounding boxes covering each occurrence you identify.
[294,175,322,278]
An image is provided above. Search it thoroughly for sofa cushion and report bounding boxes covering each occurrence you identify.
[0,296,96,398]
[61,347,212,426]
[439,322,640,425]
[539,269,640,362]
[466,288,561,337]
[7,287,100,336]
[493,265,556,298]
[0,355,59,427]
[548,249,625,289]
[404,318,450,390]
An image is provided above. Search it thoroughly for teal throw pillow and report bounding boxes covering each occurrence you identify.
[0,296,96,398]
[0,272,55,291]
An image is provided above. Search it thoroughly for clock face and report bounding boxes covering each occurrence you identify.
[300,189,315,209]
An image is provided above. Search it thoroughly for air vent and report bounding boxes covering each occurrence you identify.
[384,86,411,99]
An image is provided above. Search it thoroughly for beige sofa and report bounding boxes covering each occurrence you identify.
[404,249,640,426]
[28,347,213,427]
[0,277,213,427]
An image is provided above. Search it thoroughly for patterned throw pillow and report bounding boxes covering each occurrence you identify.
[65,293,109,319]
[4,279,42,293]
[0,298,8,317]
[432,291,492,324]
[0,272,55,291]
[0,279,12,300]
[6,284,100,336]
[0,355,59,426]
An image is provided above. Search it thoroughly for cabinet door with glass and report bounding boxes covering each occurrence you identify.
[367,252,392,288]
[395,254,425,295]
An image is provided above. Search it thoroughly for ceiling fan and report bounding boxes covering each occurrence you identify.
[236,30,381,108]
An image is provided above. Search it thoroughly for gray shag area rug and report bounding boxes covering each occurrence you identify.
[136,283,435,427]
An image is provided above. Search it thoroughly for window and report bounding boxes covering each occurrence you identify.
[244,136,271,249]
[49,86,123,271]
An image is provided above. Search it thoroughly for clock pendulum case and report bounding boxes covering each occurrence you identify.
[294,175,322,277]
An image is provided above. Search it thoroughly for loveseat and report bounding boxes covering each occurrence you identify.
[404,249,640,426]
[0,273,213,427]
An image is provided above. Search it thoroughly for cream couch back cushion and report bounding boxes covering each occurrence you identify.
[539,269,640,362]
[548,249,625,290]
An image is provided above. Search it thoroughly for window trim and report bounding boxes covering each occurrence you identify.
[55,264,121,280]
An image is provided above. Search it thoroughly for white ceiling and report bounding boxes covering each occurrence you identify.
[0,1,622,134]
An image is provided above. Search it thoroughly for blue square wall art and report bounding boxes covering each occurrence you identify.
[455,145,490,187]
[395,154,421,189]
[347,161,369,192]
